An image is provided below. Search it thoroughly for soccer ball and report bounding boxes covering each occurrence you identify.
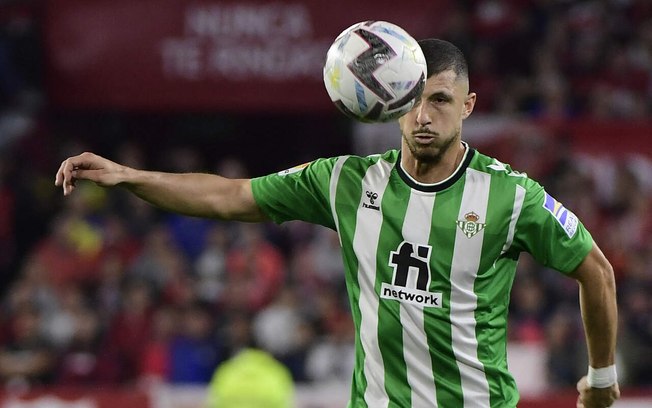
[323,21,427,123]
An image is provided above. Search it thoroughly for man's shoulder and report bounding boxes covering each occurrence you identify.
[349,149,399,163]
[335,149,400,170]
[470,149,538,188]
[271,150,399,179]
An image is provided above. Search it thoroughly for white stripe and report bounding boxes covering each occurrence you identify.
[500,185,526,255]
[353,158,393,408]
[450,168,491,408]
[400,191,438,407]
[329,156,350,240]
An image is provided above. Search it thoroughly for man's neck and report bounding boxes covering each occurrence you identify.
[401,142,467,185]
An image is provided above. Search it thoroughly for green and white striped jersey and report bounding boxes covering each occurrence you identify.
[251,144,593,408]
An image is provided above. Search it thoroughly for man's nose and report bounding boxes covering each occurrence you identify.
[415,103,431,125]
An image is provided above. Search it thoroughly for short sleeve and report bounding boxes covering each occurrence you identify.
[251,158,337,229]
[512,182,593,274]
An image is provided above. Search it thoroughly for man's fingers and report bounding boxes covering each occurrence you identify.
[576,380,620,408]
[63,178,76,196]
[63,160,77,195]
[55,160,70,194]
[576,377,588,408]
[55,158,76,187]
[56,153,100,194]
[55,160,64,186]
[56,153,122,196]
[63,164,76,195]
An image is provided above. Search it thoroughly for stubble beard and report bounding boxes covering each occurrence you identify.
[402,127,461,164]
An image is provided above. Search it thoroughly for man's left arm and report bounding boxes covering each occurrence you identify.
[569,242,620,408]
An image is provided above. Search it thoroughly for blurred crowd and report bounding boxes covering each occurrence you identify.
[443,0,652,120]
[2,147,357,390]
[0,0,651,395]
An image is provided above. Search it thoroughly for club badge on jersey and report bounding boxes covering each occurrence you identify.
[456,211,486,239]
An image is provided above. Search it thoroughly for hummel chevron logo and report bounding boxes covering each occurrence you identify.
[363,190,380,211]
[347,28,396,102]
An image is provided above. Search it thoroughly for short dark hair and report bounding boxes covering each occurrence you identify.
[418,39,468,81]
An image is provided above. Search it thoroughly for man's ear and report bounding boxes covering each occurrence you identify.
[462,92,477,120]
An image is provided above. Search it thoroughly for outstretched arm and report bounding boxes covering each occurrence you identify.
[569,243,620,408]
[55,152,268,222]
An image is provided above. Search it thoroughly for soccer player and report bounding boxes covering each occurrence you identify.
[55,39,619,408]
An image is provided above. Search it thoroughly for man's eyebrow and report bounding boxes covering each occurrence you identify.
[428,91,454,101]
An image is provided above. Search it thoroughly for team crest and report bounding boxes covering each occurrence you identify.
[456,211,486,238]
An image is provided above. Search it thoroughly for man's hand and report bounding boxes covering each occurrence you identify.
[55,152,128,196]
[576,376,620,408]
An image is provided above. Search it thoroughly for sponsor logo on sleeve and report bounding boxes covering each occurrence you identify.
[543,192,578,238]
[277,162,310,176]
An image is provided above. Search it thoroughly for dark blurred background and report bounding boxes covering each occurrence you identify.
[1,0,651,406]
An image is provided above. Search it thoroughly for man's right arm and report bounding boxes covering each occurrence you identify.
[55,152,268,222]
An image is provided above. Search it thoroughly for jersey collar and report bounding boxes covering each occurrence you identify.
[396,142,475,193]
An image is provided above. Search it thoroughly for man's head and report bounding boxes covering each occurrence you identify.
[419,39,469,85]
[399,39,476,164]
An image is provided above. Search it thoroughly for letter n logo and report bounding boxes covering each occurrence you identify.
[388,241,432,290]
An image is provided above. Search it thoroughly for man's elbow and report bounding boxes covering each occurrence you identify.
[571,245,617,295]
[599,260,617,296]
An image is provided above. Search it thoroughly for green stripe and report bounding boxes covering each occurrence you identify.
[334,156,373,408]
[375,176,412,406]
[426,181,465,406]
[474,175,520,406]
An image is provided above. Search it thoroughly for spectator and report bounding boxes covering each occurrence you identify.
[304,299,355,385]
[205,348,294,408]
[139,305,179,385]
[0,304,56,389]
[41,284,88,350]
[252,287,312,381]
[508,273,548,344]
[128,223,190,298]
[56,307,120,385]
[545,307,587,389]
[223,224,285,312]
[217,312,256,359]
[167,302,223,384]
[194,224,230,304]
[619,280,652,386]
[103,279,155,383]
[27,212,103,289]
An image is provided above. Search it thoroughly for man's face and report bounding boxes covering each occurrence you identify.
[399,69,476,163]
